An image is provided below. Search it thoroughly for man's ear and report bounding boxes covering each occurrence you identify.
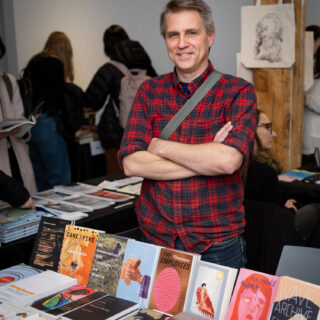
[208,31,215,47]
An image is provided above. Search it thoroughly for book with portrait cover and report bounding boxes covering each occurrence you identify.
[30,284,95,314]
[29,216,70,271]
[225,268,280,320]
[179,260,237,320]
[58,225,100,286]
[148,247,200,316]
[116,239,161,308]
[269,276,320,320]
[87,233,128,296]
[63,295,139,320]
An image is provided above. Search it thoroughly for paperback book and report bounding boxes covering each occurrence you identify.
[54,182,101,194]
[35,290,106,319]
[63,295,139,320]
[116,239,161,308]
[123,308,174,320]
[225,268,280,320]
[32,189,72,201]
[31,284,95,313]
[0,270,77,305]
[86,189,134,202]
[0,263,42,287]
[269,276,320,320]
[29,216,70,271]
[181,260,238,320]
[0,117,36,138]
[87,233,128,296]
[60,193,115,210]
[58,225,100,285]
[0,300,39,319]
[0,208,37,229]
[148,247,200,316]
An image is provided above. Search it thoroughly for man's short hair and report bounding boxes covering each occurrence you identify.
[160,0,215,38]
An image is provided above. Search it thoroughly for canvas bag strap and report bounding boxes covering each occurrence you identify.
[159,70,223,140]
[109,59,131,77]
[255,0,283,5]
[2,72,13,102]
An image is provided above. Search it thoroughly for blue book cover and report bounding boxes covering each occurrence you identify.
[183,260,237,320]
[116,239,161,309]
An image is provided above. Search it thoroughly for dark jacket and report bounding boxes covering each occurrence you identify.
[0,170,30,207]
[85,39,157,148]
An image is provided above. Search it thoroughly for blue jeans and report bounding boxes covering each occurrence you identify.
[29,113,71,191]
[175,235,246,269]
[141,233,246,269]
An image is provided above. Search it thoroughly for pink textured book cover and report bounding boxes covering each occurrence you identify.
[225,268,279,320]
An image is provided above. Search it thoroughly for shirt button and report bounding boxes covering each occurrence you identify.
[175,200,179,204]
[183,122,188,127]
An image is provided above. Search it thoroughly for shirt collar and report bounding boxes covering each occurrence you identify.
[173,60,215,96]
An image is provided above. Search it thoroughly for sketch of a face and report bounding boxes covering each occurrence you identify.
[238,288,267,320]
[255,13,283,63]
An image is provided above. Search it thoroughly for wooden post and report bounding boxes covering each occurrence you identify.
[253,0,305,171]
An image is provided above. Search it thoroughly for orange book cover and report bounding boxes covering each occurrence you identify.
[149,247,198,316]
[58,225,99,286]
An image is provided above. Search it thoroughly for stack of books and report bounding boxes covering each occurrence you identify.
[0,207,51,244]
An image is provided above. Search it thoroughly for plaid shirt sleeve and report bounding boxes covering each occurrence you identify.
[218,76,257,166]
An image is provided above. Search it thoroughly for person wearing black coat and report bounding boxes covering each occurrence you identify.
[245,109,320,248]
[0,170,35,208]
[85,25,157,174]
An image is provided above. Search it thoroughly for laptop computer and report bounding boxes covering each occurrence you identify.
[275,245,320,285]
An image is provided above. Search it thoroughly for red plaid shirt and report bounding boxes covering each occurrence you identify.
[119,61,257,253]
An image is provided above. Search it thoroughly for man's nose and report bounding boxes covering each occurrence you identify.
[178,35,187,48]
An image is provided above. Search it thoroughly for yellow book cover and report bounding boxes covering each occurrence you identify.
[270,276,320,320]
[58,225,99,286]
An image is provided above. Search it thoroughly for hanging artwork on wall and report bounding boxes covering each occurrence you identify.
[241,0,295,68]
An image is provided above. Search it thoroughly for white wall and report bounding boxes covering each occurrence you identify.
[1,0,319,90]
[3,0,252,89]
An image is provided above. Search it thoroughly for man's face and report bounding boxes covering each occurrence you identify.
[164,10,214,82]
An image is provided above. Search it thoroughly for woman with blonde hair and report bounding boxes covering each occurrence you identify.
[42,31,74,83]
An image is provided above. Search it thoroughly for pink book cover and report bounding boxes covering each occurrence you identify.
[225,268,279,320]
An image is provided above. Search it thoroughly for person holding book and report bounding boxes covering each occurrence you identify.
[0,170,35,209]
[0,35,37,195]
[245,109,320,247]
[118,0,257,268]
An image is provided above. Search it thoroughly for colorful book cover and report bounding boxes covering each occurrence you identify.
[225,268,280,320]
[29,216,70,271]
[58,225,99,285]
[0,263,41,287]
[63,295,139,320]
[0,270,77,306]
[148,247,199,316]
[0,208,36,228]
[183,260,238,320]
[87,233,128,296]
[116,239,161,308]
[270,276,320,320]
[31,284,95,312]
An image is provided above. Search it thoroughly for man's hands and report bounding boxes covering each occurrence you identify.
[213,121,233,142]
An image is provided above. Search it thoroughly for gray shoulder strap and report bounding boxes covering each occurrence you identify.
[159,70,223,140]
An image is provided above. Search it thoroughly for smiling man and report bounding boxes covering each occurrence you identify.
[118,0,257,268]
